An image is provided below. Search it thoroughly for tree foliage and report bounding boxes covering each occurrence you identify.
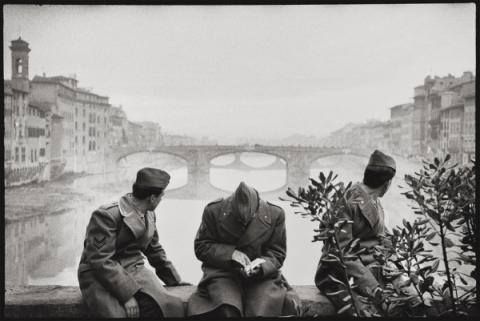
[402,155,477,316]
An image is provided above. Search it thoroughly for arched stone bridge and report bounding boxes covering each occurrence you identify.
[110,145,366,199]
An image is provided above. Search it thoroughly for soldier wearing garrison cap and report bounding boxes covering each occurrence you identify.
[187,182,301,317]
[314,150,423,316]
[78,168,189,318]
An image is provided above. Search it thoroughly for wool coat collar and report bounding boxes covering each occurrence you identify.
[118,193,155,240]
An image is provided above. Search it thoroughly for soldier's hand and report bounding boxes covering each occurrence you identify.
[232,249,251,267]
[124,296,140,318]
[246,264,262,278]
[381,236,393,249]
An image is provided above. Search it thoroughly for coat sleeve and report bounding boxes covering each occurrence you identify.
[335,202,380,295]
[259,208,287,278]
[142,218,182,286]
[194,206,236,270]
[84,209,141,303]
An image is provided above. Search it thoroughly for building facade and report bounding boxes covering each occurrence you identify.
[5,37,180,187]
[462,81,475,164]
[30,75,111,173]
[76,87,110,173]
[4,38,50,186]
[138,121,163,147]
[323,72,475,165]
[108,105,129,148]
[4,84,14,174]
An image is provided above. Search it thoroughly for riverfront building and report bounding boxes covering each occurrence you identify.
[138,121,163,147]
[4,38,50,186]
[4,37,182,187]
[323,72,475,165]
[439,78,476,164]
[390,103,414,158]
[4,84,14,174]
[30,75,111,174]
[108,105,129,148]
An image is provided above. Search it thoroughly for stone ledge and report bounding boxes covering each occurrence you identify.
[5,285,335,318]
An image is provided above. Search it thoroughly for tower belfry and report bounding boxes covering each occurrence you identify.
[10,37,30,92]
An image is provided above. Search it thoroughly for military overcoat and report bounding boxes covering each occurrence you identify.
[315,182,386,296]
[187,197,301,317]
[77,193,185,317]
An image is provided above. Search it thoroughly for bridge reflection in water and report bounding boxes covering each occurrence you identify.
[115,145,356,199]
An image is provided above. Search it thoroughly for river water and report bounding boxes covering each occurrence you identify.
[5,153,424,286]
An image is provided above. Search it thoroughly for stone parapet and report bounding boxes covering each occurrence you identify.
[5,285,335,318]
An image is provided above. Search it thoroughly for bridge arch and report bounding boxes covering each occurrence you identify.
[109,145,348,199]
[116,150,190,165]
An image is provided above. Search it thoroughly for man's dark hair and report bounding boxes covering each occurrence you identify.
[132,184,164,200]
[363,165,396,189]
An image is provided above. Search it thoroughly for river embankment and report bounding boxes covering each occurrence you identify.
[5,173,92,223]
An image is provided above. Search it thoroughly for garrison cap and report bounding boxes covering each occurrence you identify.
[133,167,170,189]
[367,150,396,171]
[231,181,259,222]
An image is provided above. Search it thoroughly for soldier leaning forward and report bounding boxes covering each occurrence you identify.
[187,182,301,317]
[77,168,189,318]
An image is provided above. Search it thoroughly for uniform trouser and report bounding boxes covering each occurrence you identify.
[134,291,164,318]
[319,262,422,317]
[191,304,242,318]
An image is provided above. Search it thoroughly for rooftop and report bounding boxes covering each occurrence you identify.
[10,37,30,52]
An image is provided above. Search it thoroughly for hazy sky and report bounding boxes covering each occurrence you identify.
[3,4,475,143]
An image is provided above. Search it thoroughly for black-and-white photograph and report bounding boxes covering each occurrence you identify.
[3,3,477,318]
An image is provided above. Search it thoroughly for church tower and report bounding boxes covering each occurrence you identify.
[10,37,30,92]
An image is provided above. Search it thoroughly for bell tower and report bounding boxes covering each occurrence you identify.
[10,37,31,92]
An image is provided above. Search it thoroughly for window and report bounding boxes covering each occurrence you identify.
[16,58,23,74]
[75,122,78,130]
[35,149,37,162]
[82,136,85,144]
[15,147,19,162]
[40,148,45,157]
[21,147,26,163]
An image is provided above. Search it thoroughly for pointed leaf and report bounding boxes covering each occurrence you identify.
[444,237,455,248]
[328,274,347,286]
[337,303,352,314]
[324,289,346,296]
[431,259,440,272]
[426,232,436,241]
[342,295,352,302]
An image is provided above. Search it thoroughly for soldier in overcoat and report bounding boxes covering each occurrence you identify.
[314,150,422,316]
[77,168,189,318]
[187,182,301,317]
